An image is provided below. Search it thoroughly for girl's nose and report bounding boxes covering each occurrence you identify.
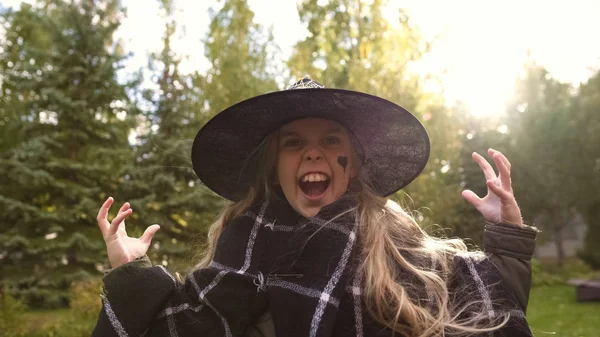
[304,148,323,162]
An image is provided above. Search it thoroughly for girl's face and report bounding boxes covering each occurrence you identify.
[276,118,359,218]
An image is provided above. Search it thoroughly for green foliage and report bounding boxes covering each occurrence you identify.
[504,65,580,213]
[2,279,101,337]
[495,62,600,263]
[578,200,600,269]
[35,279,102,337]
[574,72,600,269]
[0,0,283,307]
[531,259,600,287]
[1,286,29,337]
[0,0,138,308]
[290,0,480,238]
[290,0,429,106]
[0,0,598,327]
[117,0,281,271]
[118,1,223,271]
[579,242,600,270]
[201,0,280,115]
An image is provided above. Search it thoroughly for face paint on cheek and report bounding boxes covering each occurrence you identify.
[337,156,348,173]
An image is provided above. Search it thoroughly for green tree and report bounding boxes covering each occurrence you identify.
[0,4,50,153]
[289,0,472,236]
[289,0,428,106]
[200,0,280,115]
[120,0,281,271]
[416,104,492,244]
[502,62,589,265]
[181,0,280,261]
[572,69,600,268]
[0,0,137,308]
[453,110,515,244]
[117,0,222,272]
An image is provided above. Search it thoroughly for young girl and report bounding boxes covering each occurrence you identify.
[93,78,537,337]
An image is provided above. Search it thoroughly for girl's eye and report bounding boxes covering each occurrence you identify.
[282,139,301,147]
[324,136,341,145]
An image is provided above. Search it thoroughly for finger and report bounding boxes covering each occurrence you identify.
[118,202,130,213]
[489,148,511,171]
[108,208,133,236]
[96,197,114,235]
[486,180,511,200]
[461,190,483,207]
[115,203,130,234]
[140,225,160,244]
[117,220,127,234]
[97,197,113,222]
[472,152,497,181]
[493,153,512,190]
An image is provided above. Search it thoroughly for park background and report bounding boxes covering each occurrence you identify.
[0,0,599,335]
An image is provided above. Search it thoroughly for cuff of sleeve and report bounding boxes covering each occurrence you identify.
[483,222,538,260]
[99,255,177,336]
[103,255,153,286]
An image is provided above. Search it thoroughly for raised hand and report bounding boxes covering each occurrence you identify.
[461,149,523,227]
[97,197,160,268]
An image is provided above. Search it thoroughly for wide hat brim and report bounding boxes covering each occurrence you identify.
[192,88,430,201]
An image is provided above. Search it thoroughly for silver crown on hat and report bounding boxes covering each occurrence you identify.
[287,76,325,90]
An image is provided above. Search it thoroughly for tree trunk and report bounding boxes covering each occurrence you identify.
[554,225,565,267]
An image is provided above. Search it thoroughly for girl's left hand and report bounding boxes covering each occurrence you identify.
[462,149,523,227]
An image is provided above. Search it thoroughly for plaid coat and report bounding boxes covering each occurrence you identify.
[92,197,537,337]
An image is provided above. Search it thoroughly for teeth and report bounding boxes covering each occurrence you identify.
[302,173,328,182]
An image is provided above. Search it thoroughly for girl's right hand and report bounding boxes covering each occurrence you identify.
[96,197,160,269]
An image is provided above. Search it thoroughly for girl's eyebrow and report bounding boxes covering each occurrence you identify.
[323,128,344,135]
[279,128,344,138]
[279,131,300,138]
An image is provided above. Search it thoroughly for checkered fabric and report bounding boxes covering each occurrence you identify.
[92,196,534,337]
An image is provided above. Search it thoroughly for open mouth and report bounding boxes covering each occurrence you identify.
[298,172,331,199]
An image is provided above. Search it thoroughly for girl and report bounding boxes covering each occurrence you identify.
[93,78,537,337]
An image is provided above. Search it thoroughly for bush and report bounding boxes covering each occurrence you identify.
[38,279,103,337]
[17,287,69,310]
[578,203,600,270]
[578,246,600,270]
[531,258,600,287]
[0,285,28,337]
[4,278,103,337]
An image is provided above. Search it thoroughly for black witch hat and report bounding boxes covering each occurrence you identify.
[191,77,430,201]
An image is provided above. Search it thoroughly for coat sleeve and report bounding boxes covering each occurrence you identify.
[91,218,268,337]
[451,252,534,337]
[483,222,538,312]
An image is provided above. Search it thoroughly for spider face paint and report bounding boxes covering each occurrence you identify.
[337,156,348,173]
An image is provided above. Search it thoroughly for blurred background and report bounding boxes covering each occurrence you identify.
[0,0,599,336]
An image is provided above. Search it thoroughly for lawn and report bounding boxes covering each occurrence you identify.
[527,285,600,337]
[17,285,600,336]
[21,308,71,333]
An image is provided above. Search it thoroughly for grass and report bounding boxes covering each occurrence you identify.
[18,285,600,336]
[21,308,70,333]
[527,285,600,337]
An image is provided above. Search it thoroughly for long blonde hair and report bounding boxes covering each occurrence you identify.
[195,131,509,336]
